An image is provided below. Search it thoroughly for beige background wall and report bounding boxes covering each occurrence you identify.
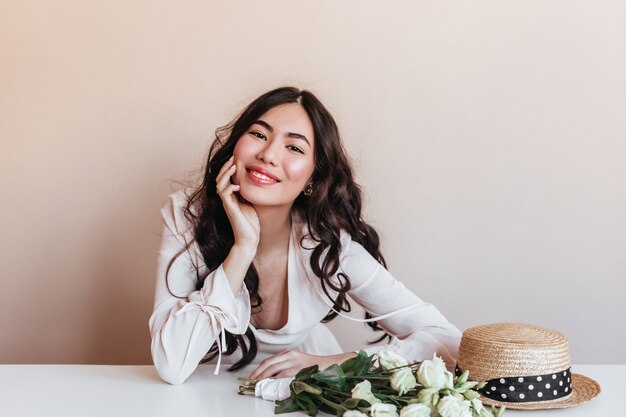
[1,1,624,365]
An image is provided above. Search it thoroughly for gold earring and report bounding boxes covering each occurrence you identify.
[304,183,313,197]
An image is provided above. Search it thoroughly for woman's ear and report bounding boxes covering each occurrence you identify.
[303,182,313,197]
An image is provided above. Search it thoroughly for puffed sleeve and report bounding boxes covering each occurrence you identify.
[148,191,251,384]
[339,233,462,369]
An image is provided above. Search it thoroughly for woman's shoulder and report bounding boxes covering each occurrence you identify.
[162,187,194,208]
[160,187,201,215]
[159,188,199,240]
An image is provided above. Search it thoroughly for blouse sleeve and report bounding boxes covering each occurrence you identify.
[339,234,462,369]
[148,192,251,384]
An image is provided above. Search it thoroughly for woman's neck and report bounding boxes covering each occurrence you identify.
[254,204,292,258]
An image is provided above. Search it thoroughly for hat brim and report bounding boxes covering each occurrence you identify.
[479,373,601,410]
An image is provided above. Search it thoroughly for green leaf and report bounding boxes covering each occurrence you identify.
[294,393,319,417]
[459,381,479,391]
[491,405,506,417]
[312,364,347,391]
[456,370,470,385]
[451,391,465,401]
[302,383,323,395]
[275,397,300,414]
[292,381,323,395]
[296,365,320,381]
[292,381,306,395]
[340,398,371,409]
[464,390,481,400]
[340,350,371,376]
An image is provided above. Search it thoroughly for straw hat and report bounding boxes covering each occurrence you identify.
[456,323,601,410]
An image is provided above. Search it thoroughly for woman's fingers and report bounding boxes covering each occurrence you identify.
[249,357,283,379]
[215,157,241,210]
[219,183,241,201]
[274,369,298,379]
[249,350,340,380]
[216,166,236,194]
[213,155,260,247]
[219,185,242,216]
[248,350,331,380]
[252,360,293,380]
[215,156,234,186]
[249,350,292,379]
[216,161,236,194]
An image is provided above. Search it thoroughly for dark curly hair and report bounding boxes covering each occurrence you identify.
[165,86,391,371]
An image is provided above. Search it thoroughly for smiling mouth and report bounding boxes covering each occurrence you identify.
[246,168,280,184]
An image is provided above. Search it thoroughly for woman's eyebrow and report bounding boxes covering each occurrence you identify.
[252,120,311,148]
[287,132,311,147]
[252,120,274,132]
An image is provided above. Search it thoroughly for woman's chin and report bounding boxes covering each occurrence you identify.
[238,188,293,208]
[235,191,253,205]
[237,189,271,206]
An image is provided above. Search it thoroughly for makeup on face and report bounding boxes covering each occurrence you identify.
[232,103,315,207]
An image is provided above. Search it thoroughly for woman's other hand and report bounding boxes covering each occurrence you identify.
[248,350,358,380]
[216,155,260,249]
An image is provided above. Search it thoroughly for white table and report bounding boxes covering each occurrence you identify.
[0,364,620,416]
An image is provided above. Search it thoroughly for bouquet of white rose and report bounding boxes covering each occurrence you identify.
[239,350,506,417]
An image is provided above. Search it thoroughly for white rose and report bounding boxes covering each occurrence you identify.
[417,355,453,391]
[436,396,472,417]
[399,403,432,417]
[470,398,483,413]
[253,377,293,400]
[370,402,399,417]
[390,368,417,395]
[461,400,472,417]
[377,349,409,370]
[343,410,369,417]
[351,380,381,405]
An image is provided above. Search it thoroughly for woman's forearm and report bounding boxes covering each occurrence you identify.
[330,351,359,364]
[222,243,256,295]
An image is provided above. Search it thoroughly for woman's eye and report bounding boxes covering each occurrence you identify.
[250,131,266,140]
[287,145,304,154]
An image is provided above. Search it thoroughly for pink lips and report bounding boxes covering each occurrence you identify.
[245,166,280,185]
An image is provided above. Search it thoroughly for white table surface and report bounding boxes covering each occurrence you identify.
[0,364,620,416]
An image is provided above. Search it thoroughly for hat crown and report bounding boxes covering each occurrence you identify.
[457,323,572,382]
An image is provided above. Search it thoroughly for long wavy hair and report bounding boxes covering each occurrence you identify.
[165,86,391,371]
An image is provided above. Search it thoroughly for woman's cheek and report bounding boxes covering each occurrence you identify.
[230,146,246,185]
[287,158,315,183]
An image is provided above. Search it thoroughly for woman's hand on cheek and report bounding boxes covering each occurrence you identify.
[215,156,260,248]
[248,350,358,380]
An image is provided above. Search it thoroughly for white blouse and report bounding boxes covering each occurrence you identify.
[149,190,462,385]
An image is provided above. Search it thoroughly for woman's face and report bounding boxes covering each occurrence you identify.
[232,103,316,208]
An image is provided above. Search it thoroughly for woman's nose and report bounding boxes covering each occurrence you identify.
[257,141,280,166]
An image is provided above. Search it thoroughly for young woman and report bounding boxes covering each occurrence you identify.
[149,86,461,385]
